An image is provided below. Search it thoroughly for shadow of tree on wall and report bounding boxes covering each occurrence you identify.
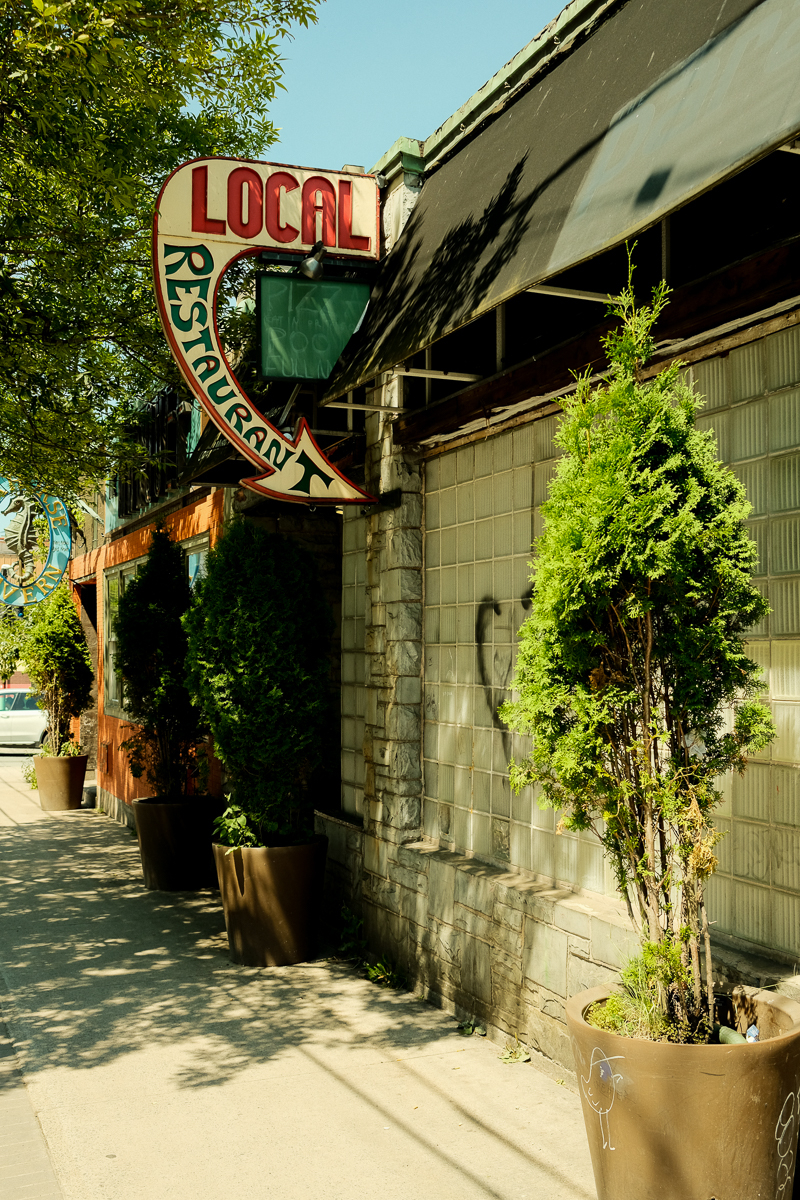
[331,156,538,390]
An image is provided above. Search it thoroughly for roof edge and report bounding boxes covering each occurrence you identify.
[369,0,619,179]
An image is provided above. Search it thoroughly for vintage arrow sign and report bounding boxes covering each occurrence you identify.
[152,156,379,504]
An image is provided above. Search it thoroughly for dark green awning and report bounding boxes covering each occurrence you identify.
[324,0,800,399]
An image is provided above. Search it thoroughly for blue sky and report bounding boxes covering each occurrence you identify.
[267,0,569,173]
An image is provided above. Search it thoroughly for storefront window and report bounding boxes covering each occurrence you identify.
[103,559,142,715]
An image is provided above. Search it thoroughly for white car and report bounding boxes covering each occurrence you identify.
[0,688,48,746]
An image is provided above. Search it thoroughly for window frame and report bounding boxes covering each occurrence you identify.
[102,556,145,719]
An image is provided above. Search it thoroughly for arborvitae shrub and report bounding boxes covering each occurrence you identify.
[184,520,334,844]
[501,268,774,1041]
[114,526,202,797]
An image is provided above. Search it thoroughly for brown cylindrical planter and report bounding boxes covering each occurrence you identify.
[36,754,88,811]
[567,984,800,1200]
[133,796,222,891]
[213,836,328,967]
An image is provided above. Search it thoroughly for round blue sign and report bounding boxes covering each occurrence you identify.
[0,479,71,606]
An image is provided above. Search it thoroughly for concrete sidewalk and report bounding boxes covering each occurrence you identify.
[0,758,596,1200]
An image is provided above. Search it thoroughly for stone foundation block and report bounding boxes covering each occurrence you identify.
[388,861,428,894]
[524,1003,576,1070]
[569,933,590,959]
[427,857,456,926]
[363,873,400,910]
[491,947,524,987]
[365,626,386,655]
[494,901,524,931]
[426,920,462,968]
[553,899,593,938]
[523,919,569,997]
[401,888,428,927]
[395,675,422,704]
[364,902,407,960]
[397,843,433,872]
[590,915,638,969]
[364,834,389,878]
[385,525,422,569]
[382,567,422,603]
[461,935,492,1005]
[454,863,496,917]
[385,638,422,677]
[384,703,421,741]
[568,953,619,998]
[454,905,493,942]
[387,457,422,494]
[385,602,422,642]
[492,922,523,957]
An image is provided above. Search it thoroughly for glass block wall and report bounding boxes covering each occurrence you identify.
[694,326,800,958]
[422,423,608,895]
[341,510,368,816]
[420,322,800,959]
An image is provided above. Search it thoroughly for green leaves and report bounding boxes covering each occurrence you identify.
[114,525,203,798]
[502,261,774,1036]
[0,0,321,499]
[23,582,93,752]
[183,519,335,844]
[214,802,261,850]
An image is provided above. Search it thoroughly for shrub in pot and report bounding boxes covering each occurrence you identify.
[24,582,93,810]
[501,268,799,1199]
[184,519,334,967]
[114,526,216,890]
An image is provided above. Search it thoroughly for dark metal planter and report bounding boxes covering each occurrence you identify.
[36,754,88,811]
[133,796,222,891]
[567,984,800,1200]
[213,836,328,967]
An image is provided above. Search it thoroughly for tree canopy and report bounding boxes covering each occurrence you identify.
[0,0,319,501]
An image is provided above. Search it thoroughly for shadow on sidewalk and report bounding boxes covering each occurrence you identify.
[0,814,446,1089]
[0,813,597,1200]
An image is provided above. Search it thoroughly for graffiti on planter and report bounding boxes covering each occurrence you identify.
[775,1085,800,1195]
[581,1047,624,1151]
[475,588,532,757]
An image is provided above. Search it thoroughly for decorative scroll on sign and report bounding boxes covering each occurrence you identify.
[0,478,71,605]
[152,156,379,504]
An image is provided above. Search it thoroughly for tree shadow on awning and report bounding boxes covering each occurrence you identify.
[333,155,537,391]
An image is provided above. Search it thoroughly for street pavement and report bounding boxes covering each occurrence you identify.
[0,754,596,1200]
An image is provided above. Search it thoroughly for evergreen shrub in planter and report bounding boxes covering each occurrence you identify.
[25,582,93,810]
[115,526,215,889]
[501,268,800,1199]
[184,519,334,965]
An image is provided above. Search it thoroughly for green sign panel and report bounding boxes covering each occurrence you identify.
[258,276,370,380]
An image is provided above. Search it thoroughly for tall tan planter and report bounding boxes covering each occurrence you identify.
[133,796,222,891]
[567,985,800,1200]
[213,836,328,967]
[35,754,88,811]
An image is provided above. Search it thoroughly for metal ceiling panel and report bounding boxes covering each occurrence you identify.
[324,0,800,399]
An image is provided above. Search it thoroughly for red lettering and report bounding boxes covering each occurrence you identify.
[227,167,263,239]
[337,180,371,253]
[301,176,336,246]
[265,171,300,243]
[191,166,226,235]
